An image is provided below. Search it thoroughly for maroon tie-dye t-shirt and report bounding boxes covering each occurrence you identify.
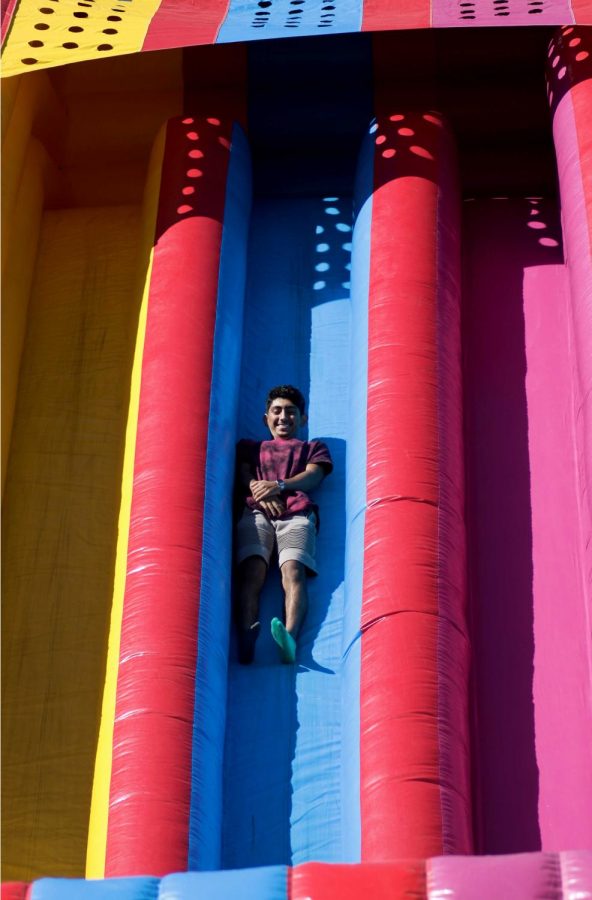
[237,438,333,520]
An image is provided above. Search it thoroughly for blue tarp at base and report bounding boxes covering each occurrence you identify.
[30,868,287,900]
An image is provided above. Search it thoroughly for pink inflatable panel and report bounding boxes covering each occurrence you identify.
[428,852,592,899]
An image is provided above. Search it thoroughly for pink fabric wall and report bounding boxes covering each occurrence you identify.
[428,851,592,899]
[431,0,574,28]
[524,263,592,849]
[547,28,592,671]
[462,198,561,853]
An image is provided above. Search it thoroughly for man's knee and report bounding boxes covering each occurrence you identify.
[240,555,268,589]
[281,559,306,588]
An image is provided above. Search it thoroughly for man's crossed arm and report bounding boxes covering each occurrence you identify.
[240,462,326,518]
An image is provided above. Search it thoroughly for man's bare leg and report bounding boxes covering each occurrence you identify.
[281,560,308,638]
[237,555,267,664]
[271,560,308,664]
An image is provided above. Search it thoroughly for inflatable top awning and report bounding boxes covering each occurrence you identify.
[1,0,592,78]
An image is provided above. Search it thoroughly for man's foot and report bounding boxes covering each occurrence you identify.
[271,617,297,664]
[238,621,260,665]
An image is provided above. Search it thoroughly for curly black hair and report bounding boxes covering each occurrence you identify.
[266,385,306,415]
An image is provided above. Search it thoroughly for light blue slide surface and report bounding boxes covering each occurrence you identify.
[221,194,353,867]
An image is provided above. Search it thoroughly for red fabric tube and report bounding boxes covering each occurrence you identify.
[104,116,233,876]
[0,886,31,900]
[360,112,471,859]
[362,0,430,31]
[290,862,426,900]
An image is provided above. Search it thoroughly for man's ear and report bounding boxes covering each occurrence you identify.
[301,414,308,427]
[262,412,269,427]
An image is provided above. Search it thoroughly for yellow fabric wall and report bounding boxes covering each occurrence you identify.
[1,203,143,879]
[86,123,167,879]
[1,71,65,494]
[1,51,183,880]
[1,0,162,79]
[52,50,183,208]
[0,52,183,490]
[1,139,56,495]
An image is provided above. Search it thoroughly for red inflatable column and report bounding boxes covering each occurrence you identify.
[104,116,236,876]
[291,862,426,899]
[359,112,471,859]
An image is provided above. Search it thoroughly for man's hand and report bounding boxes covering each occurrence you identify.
[259,498,286,519]
[250,479,281,502]
[249,479,285,518]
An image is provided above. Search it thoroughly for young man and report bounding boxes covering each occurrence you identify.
[235,385,333,664]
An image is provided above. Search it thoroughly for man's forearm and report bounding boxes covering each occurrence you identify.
[249,465,326,502]
[239,462,254,490]
[282,466,325,493]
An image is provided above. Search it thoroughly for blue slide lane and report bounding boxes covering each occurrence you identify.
[188,123,252,870]
[221,193,353,866]
[339,117,375,863]
[219,37,373,869]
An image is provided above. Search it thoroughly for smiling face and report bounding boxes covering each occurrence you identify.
[263,397,307,440]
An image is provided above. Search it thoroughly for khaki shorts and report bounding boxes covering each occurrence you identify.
[236,507,318,574]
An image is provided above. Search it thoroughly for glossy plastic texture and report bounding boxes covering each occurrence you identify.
[428,851,592,899]
[30,880,158,899]
[352,111,470,860]
[16,852,592,898]
[103,117,251,877]
[160,867,287,899]
[291,862,426,899]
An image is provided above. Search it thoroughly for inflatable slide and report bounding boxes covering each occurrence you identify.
[2,12,592,900]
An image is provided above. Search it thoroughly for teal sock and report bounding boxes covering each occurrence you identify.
[270,617,297,664]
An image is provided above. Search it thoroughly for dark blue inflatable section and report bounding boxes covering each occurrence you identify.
[220,36,373,868]
[222,194,350,866]
[189,123,253,870]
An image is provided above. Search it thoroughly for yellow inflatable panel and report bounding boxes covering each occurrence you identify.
[2,71,65,272]
[1,0,161,78]
[1,138,59,495]
[86,124,166,879]
[1,71,65,494]
[1,204,143,880]
[1,51,184,881]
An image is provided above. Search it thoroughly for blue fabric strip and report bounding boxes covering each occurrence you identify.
[340,117,375,863]
[220,36,372,870]
[30,879,158,899]
[28,870,286,900]
[187,123,252,869]
[221,196,352,867]
[160,866,287,899]
[245,35,374,199]
[216,0,363,44]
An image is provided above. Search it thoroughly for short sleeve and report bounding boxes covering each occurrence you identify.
[236,439,257,468]
[307,440,333,475]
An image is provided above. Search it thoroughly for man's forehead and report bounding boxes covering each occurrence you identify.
[268,399,298,409]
